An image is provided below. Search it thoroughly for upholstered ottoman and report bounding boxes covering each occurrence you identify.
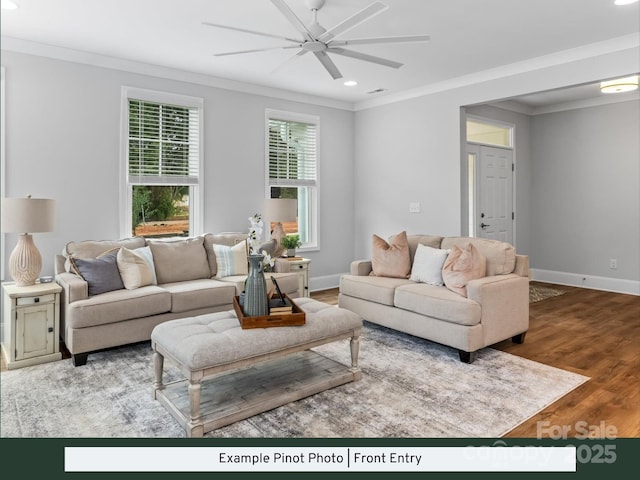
[151,298,363,437]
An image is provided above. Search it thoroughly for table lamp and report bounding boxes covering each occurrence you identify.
[263,198,297,257]
[1,195,56,286]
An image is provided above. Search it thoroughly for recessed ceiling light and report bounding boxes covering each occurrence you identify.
[1,0,19,10]
[343,80,358,87]
[600,75,639,93]
[614,0,638,5]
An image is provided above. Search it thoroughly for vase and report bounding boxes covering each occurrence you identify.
[244,254,269,317]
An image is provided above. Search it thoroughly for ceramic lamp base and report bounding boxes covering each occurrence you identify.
[9,234,42,287]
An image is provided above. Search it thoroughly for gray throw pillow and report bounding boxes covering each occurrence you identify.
[70,249,125,296]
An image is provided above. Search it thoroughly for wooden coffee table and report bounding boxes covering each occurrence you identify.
[151,298,362,437]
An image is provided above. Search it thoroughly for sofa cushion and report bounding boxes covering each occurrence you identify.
[394,283,481,326]
[441,237,515,276]
[69,250,125,296]
[213,240,248,278]
[405,235,444,264]
[159,279,236,313]
[64,237,146,273]
[409,244,450,286]
[340,274,414,306]
[67,286,171,329]
[203,232,248,277]
[147,236,211,284]
[442,243,486,297]
[117,247,154,290]
[371,230,411,278]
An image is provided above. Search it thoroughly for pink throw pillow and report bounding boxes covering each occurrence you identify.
[370,231,411,278]
[442,243,486,296]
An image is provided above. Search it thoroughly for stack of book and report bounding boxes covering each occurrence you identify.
[269,297,293,315]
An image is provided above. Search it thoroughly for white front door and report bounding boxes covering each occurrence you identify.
[475,145,513,243]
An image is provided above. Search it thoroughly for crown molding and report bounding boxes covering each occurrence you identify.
[491,90,639,116]
[354,33,640,111]
[0,36,355,112]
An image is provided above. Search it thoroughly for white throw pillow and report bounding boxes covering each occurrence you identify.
[410,244,451,286]
[213,240,248,278]
[116,247,154,290]
[134,246,158,285]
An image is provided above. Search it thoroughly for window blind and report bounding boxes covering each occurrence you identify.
[128,99,199,185]
[268,118,317,187]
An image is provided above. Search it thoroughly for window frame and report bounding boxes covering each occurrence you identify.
[120,86,204,239]
[264,109,320,251]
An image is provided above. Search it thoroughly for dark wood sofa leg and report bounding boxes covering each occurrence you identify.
[458,350,475,363]
[512,332,527,344]
[72,353,89,367]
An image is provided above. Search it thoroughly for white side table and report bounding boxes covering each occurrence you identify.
[2,282,62,370]
[283,257,311,297]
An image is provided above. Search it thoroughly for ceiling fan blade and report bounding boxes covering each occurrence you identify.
[313,51,343,80]
[329,34,430,47]
[318,1,388,43]
[328,47,403,69]
[270,0,315,41]
[271,49,308,74]
[214,45,301,57]
[202,22,302,44]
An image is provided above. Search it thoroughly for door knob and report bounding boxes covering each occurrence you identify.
[480,223,490,229]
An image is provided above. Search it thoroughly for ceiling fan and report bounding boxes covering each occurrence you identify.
[203,0,430,80]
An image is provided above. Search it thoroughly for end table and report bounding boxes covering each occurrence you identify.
[2,281,62,370]
[283,257,311,297]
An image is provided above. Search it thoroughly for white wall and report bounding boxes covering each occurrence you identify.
[530,99,639,288]
[0,51,355,285]
[353,47,639,294]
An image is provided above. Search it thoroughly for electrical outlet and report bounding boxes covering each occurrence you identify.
[609,259,617,269]
[409,202,421,213]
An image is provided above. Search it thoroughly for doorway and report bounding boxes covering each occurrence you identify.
[466,117,515,244]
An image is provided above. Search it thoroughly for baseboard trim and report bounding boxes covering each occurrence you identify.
[531,268,640,296]
[309,273,344,293]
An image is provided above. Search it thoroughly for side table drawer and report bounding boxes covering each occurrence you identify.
[17,294,56,306]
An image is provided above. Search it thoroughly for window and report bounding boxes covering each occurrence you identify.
[121,87,203,238]
[466,118,512,148]
[266,110,319,249]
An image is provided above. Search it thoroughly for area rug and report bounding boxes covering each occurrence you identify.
[0,323,588,438]
[529,284,566,303]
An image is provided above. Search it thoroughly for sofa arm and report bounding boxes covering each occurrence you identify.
[514,254,530,278]
[350,260,372,276]
[466,274,529,346]
[273,258,292,273]
[56,272,88,304]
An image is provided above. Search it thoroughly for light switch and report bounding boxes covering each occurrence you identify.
[409,202,421,213]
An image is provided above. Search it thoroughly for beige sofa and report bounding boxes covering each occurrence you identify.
[338,234,530,363]
[55,233,299,366]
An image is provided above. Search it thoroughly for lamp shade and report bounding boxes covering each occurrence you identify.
[263,198,297,223]
[1,197,56,233]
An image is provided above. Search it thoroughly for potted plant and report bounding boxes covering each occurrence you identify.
[281,234,301,257]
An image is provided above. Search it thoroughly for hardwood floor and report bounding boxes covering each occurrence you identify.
[312,283,640,438]
[2,283,637,439]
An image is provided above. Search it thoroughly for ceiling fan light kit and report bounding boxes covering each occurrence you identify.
[205,0,430,80]
[599,75,639,94]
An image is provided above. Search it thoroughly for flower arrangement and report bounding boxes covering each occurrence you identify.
[248,213,275,272]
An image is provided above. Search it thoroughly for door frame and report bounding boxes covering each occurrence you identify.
[462,113,517,246]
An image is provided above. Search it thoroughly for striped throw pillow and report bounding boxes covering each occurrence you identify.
[213,240,248,278]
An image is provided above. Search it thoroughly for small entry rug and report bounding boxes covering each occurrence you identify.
[0,323,588,438]
[529,284,566,303]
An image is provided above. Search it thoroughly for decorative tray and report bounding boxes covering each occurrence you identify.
[233,294,306,329]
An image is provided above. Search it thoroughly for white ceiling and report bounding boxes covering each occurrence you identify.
[1,0,639,107]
